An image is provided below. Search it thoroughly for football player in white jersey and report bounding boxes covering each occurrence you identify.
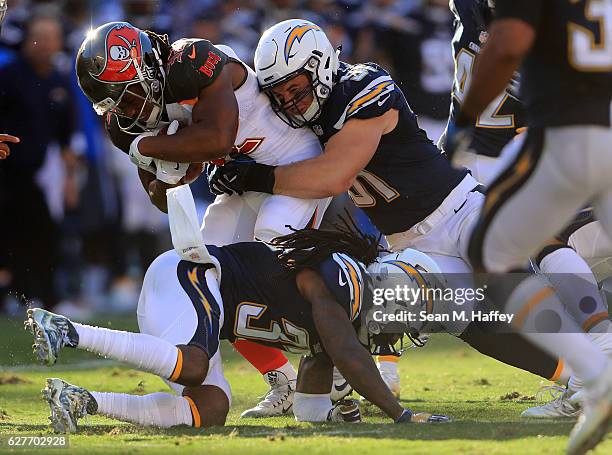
[75,21,332,418]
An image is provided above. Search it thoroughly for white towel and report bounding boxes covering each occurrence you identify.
[167,185,221,275]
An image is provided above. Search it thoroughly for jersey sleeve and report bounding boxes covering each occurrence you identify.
[165,39,229,103]
[317,253,365,322]
[494,0,543,29]
[332,64,403,130]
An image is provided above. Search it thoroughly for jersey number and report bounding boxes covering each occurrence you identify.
[348,170,400,208]
[234,302,310,353]
[568,0,612,71]
[454,49,515,128]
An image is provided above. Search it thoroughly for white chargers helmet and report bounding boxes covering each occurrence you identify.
[254,19,339,127]
[362,249,445,353]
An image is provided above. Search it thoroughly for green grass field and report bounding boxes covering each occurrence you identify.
[0,314,610,454]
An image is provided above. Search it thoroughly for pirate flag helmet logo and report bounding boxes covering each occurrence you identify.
[76,21,166,134]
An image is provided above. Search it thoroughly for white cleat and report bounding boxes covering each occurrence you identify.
[521,385,582,418]
[42,378,96,433]
[378,360,401,399]
[330,367,353,402]
[567,362,612,455]
[240,370,295,418]
[25,308,78,366]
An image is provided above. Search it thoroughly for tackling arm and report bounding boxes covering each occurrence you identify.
[296,268,404,421]
[137,63,242,163]
[272,109,398,199]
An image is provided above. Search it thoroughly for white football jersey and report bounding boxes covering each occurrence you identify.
[164,45,322,166]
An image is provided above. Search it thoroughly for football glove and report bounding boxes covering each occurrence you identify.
[327,398,361,423]
[444,111,474,164]
[395,408,451,423]
[128,131,157,173]
[207,154,277,196]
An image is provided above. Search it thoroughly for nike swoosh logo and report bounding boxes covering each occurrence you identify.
[339,270,347,286]
[377,94,391,106]
[174,162,180,170]
[334,380,350,392]
[454,199,467,213]
[188,46,196,60]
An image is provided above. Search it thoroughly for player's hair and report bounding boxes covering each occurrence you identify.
[270,214,385,274]
[144,29,171,63]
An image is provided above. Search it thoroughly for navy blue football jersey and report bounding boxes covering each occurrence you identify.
[186,242,367,355]
[495,0,612,128]
[444,0,526,157]
[311,62,468,235]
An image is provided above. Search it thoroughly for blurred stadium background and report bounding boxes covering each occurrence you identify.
[0,0,453,318]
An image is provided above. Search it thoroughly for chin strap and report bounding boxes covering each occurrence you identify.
[167,185,221,276]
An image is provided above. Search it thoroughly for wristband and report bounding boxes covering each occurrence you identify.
[244,163,277,194]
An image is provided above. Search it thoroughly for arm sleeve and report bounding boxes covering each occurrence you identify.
[165,39,229,102]
[104,113,142,154]
[316,253,366,322]
[494,0,543,28]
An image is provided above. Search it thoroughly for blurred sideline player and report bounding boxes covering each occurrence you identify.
[440,0,612,419]
[75,22,333,417]
[0,2,19,161]
[25,186,451,431]
[445,1,612,453]
[0,133,18,160]
[207,20,591,397]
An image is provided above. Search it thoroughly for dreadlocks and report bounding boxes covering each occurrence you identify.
[269,213,386,274]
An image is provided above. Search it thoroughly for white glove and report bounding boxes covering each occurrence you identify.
[167,184,221,273]
[155,159,190,184]
[128,131,157,171]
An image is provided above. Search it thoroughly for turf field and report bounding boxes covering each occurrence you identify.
[0,314,609,455]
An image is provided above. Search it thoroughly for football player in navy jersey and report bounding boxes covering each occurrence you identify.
[442,1,612,421]
[445,1,612,453]
[25,213,453,431]
[207,18,589,398]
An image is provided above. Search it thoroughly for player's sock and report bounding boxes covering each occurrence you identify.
[232,339,293,376]
[90,391,197,427]
[551,359,573,386]
[506,275,608,384]
[538,247,610,333]
[72,323,179,379]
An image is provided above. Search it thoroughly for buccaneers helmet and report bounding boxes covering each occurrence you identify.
[76,22,166,133]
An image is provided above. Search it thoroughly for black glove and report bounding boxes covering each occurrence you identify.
[206,161,236,196]
[207,154,277,196]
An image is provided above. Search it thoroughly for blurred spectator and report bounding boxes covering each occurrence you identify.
[0,13,78,311]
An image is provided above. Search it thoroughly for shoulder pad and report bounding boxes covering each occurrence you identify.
[331,63,399,129]
[317,253,365,321]
[166,39,228,103]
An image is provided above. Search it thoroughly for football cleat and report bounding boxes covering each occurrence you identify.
[42,378,97,433]
[330,367,353,402]
[566,362,612,455]
[25,308,79,366]
[328,398,361,423]
[378,360,401,399]
[240,370,295,418]
[521,386,582,418]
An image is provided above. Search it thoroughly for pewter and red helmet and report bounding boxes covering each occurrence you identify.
[76,22,166,133]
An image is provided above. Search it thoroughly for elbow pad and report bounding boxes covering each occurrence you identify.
[293,392,333,422]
